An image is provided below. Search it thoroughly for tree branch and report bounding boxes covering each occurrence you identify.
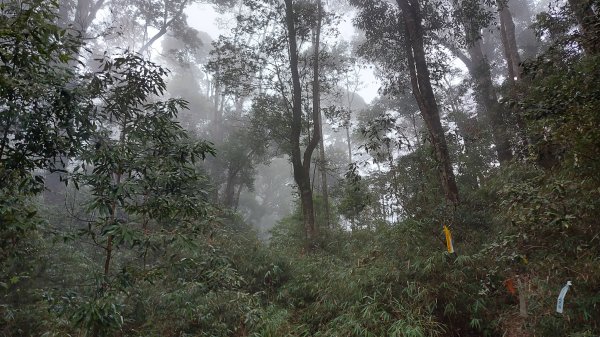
[138,0,188,54]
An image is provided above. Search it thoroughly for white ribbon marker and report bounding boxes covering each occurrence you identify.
[556,281,572,314]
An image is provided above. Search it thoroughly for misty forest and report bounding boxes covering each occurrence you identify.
[2,0,600,336]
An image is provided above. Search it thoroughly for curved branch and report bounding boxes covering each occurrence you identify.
[138,0,188,54]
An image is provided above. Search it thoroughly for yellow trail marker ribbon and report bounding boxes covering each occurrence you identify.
[443,225,454,254]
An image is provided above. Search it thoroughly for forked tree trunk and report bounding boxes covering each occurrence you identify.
[284,0,321,247]
[443,33,512,163]
[397,0,460,207]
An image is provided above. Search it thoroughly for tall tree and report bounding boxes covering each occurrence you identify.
[72,52,215,336]
[497,0,522,83]
[285,0,321,245]
[313,0,330,228]
[0,0,91,235]
[353,0,459,206]
[451,0,513,163]
[57,0,106,33]
[208,0,341,239]
[396,0,460,206]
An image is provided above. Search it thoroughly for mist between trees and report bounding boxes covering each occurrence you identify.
[1,0,600,336]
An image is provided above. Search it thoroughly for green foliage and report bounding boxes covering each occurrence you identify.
[262,218,495,337]
[54,52,217,336]
[521,54,600,177]
[3,0,600,336]
[0,2,88,334]
[482,21,600,335]
[0,0,90,175]
[0,0,88,263]
[0,172,42,258]
[338,164,374,226]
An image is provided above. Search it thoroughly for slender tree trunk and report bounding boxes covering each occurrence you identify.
[387,145,401,218]
[233,183,243,211]
[104,236,114,276]
[343,71,357,164]
[498,1,522,83]
[317,138,330,229]
[444,77,480,188]
[211,66,224,143]
[313,0,330,228]
[496,1,534,157]
[103,172,118,279]
[285,0,321,248]
[466,39,513,163]
[223,169,237,207]
[397,0,459,206]
[104,117,127,279]
[345,125,353,163]
[311,158,318,192]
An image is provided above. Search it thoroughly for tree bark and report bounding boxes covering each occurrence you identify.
[467,39,513,163]
[397,0,459,207]
[345,125,353,163]
[285,0,321,247]
[313,0,330,229]
[223,168,238,208]
[498,1,522,83]
[496,1,533,156]
[448,2,514,164]
[137,0,188,54]
[73,0,106,35]
[233,183,243,211]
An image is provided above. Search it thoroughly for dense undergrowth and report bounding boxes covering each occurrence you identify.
[2,1,600,336]
[8,162,599,337]
[3,158,599,337]
[2,157,600,337]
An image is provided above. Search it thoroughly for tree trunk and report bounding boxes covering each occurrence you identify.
[45,0,107,206]
[285,0,321,247]
[444,77,481,188]
[318,123,331,228]
[397,0,459,207]
[138,0,188,55]
[233,183,243,211]
[496,1,533,157]
[498,2,522,83]
[512,0,540,59]
[57,0,107,43]
[103,118,127,280]
[345,125,353,163]
[313,0,330,229]
[223,168,237,208]
[466,40,513,163]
